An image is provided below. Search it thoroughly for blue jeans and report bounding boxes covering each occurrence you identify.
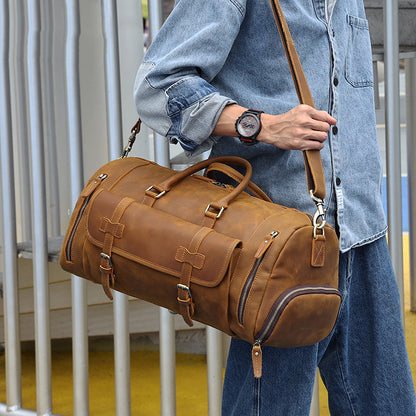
[222,237,416,415]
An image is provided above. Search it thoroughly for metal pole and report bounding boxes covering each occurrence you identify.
[11,0,32,242]
[27,0,53,413]
[309,370,320,416]
[384,0,405,319]
[147,0,163,45]
[148,0,171,168]
[101,1,131,414]
[206,327,222,416]
[65,0,90,413]
[160,309,176,416]
[101,0,123,158]
[42,0,60,237]
[406,57,416,312]
[147,1,176,414]
[0,0,22,410]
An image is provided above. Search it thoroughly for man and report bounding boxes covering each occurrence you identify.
[134,0,416,414]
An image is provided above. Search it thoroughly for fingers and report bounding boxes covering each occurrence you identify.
[258,105,337,151]
[308,107,337,125]
[292,105,337,148]
[306,119,333,134]
[296,105,337,130]
[293,129,327,150]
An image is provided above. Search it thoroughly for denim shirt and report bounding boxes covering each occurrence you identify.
[134,0,387,253]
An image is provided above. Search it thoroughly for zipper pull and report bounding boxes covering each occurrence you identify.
[80,173,108,198]
[254,231,279,259]
[252,341,263,378]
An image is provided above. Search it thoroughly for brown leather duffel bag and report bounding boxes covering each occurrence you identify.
[59,0,341,378]
[59,150,340,377]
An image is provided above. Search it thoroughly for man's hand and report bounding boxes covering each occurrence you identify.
[258,104,337,151]
[213,103,336,150]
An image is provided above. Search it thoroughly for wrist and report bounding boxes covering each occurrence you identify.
[256,113,276,144]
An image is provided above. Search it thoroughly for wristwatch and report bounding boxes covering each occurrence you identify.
[235,109,263,145]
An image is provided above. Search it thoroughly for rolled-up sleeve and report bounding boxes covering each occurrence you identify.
[134,0,245,156]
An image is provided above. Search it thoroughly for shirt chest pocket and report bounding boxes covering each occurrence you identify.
[345,15,374,88]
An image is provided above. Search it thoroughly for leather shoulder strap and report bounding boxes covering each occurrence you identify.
[270,0,326,200]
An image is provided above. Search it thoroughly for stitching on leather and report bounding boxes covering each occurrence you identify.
[312,239,325,267]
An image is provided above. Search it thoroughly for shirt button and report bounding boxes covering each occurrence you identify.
[336,177,341,186]
[332,126,338,135]
[333,77,339,86]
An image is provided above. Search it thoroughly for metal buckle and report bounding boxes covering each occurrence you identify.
[177,284,192,298]
[205,204,225,219]
[100,252,113,267]
[146,186,166,199]
[310,190,327,238]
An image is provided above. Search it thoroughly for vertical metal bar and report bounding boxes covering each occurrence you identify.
[406,57,416,313]
[101,0,123,158]
[27,0,53,413]
[309,370,320,416]
[42,0,60,237]
[147,1,176,414]
[206,327,222,416]
[116,0,144,140]
[147,0,163,45]
[101,1,131,414]
[113,297,130,416]
[160,309,176,416]
[384,0,405,319]
[373,61,380,110]
[154,136,170,167]
[0,0,23,410]
[65,0,89,414]
[146,0,177,411]
[11,0,32,242]
[148,0,171,168]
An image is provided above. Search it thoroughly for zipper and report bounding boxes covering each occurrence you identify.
[237,231,279,325]
[255,285,341,344]
[65,173,107,261]
[251,285,341,378]
[211,181,227,188]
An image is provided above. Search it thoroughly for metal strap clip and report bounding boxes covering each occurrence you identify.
[310,190,327,238]
[120,119,141,159]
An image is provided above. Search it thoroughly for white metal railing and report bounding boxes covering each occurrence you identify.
[406,57,416,313]
[0,1,414,416]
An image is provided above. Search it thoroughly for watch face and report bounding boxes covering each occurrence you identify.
[237,114,260,137]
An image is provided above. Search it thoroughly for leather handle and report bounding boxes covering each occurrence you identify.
[205,162,272,202]
[269,0,326,200]
[146,156,253,210]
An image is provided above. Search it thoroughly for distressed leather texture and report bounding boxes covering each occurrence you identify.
[60,156,340,348]
[60,0,341,350]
